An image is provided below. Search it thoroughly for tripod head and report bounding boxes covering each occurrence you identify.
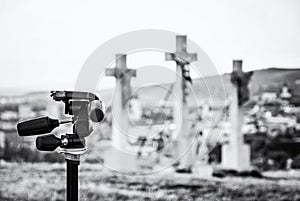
[17,91,105,154]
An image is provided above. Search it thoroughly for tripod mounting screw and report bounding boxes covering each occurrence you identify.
[62,138,69,146]
[65,153,80,161]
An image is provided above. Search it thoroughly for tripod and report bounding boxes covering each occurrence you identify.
[17,91,105,201]
[66,154,80,201]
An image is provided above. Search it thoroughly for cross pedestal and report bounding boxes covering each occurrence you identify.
[192,129,213,177]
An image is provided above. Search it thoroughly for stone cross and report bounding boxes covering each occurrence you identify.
[165,35,197,171]
[104,54,137,172]
[222,60,252,171]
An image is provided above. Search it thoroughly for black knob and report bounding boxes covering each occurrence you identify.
[36,134,61,151]
[90,108,105,123]
[17,117,59,136]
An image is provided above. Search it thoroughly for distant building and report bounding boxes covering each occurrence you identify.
[280,82,292,100]
[261,92,277,102]
[0,92,63,152]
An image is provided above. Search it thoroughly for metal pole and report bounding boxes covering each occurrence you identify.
[66,159,79,201]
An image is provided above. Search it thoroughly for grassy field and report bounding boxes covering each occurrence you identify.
[1,162,300,201]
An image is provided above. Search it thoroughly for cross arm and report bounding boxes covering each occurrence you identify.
[105,69,117,77]
[165,52,197,65]
[105,68,136,79]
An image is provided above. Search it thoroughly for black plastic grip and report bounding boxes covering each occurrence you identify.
[17,117,59,136]
[36,134,61,151]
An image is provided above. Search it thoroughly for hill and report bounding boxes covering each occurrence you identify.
[98,68,300,107]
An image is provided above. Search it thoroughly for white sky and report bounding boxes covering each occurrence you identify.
[0,0,300,92]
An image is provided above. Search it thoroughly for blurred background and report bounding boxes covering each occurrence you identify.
[1,0,300,200]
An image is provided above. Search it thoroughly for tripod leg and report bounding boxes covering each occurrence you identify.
[66,159,79,201]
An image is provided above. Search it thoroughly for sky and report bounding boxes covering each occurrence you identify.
[0,0,300,93]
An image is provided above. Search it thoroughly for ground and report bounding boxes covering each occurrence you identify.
[0,162,300,201]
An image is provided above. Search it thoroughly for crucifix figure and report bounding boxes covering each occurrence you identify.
[230,61,253,106]
[165,35,197,172]
[104,54,137,171]
[222,60,252,171]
